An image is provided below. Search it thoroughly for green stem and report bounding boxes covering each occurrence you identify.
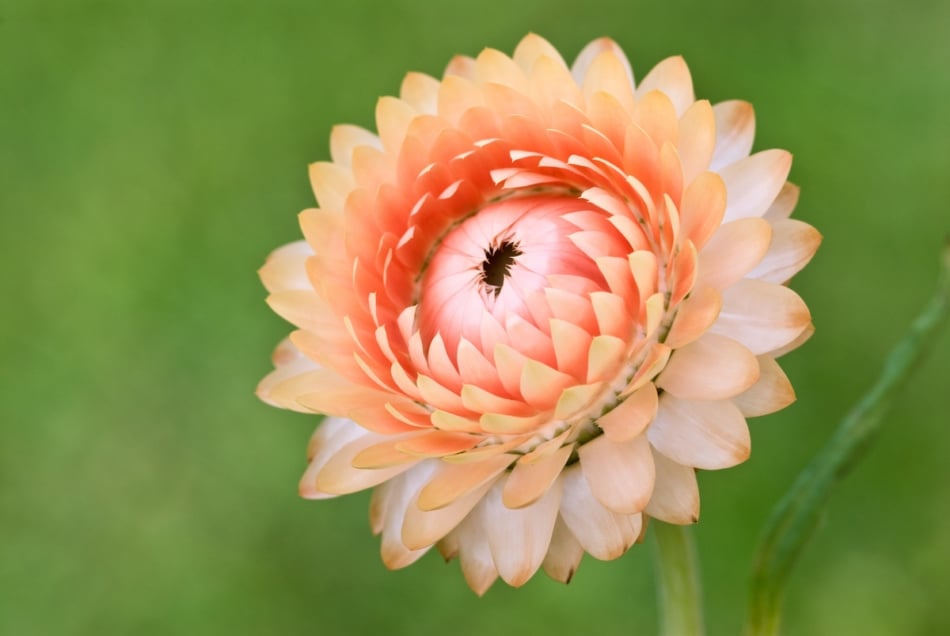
[653,521,705,636]
[745,240,950,636]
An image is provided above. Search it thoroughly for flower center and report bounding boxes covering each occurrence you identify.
[480,239,522,297]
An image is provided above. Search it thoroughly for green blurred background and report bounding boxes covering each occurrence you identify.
[3,0,948,633]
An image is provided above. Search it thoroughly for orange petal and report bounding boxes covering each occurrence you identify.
[657,333,760,401]
[502,444,573,509]
[596,383,658,443]
[677,99,716,182]
[417,454,516,511]
[402,472,497,551]
[664,286,722,350]
[578,434,655,515]
[647,394,750,470]
[680,171,727,250]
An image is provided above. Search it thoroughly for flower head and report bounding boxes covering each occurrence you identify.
[258,34,819,594]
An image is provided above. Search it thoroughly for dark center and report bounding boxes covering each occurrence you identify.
[480,240,522,296]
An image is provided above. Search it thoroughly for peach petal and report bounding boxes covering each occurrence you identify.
[629,250,658,298]
[430,410,482,433]
[417,454,516,510]
[299,418,366,499]
[550,318,593,378]
[710,279,811,355]
[747,219,822,284]
[596,383,658,443]
[266,290,340,334]
[720,149,792,223]
[542,518,585,583]
[770,321,814,358]
[375,96,417,154]
[763,182,801,221]
[474,47,527,88]
[329,124,383,168]
[733,355,796,417]
[461,384,535,416]
[677,99,716,182]
[399,72,440,114]
[572,37,634,89]
[529,54,584,109]
[453,510,499,596]
[416,374,468,413]
[402,473,498,550]
[645,449,700,524]
[353,436,424,469]
[483,476,562,587]
[315,435,420,495]
[559,465,643,560]
[664,286,722,349]
[544,287,600,334]
[457,338,507,395]
[590,291,635,339]
[583,57,637,117]
[695,217,772,289]
[376,466,434,569]
[444,54,477,79]
[647,395,751,470]
[657,333,760,401]
[624,343,672,395]
[555,383,607,420]
[480,412,550,435]
[259,241,313,293]
[668,240,699,307]
[710,100,755,170]
[680,171,727,250]
[396,430,481,457]
[579,433,655,515]
[308,161,355,214]
[512,33,569,73]
[502,444,573,509]
[645,292,666,338]
[637,56,694,117]
[587,335,627,383]
[633,89,679,149]
[520,359,578,411]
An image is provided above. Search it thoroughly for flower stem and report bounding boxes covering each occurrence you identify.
[653,521,705,636]
[745,240,950,636]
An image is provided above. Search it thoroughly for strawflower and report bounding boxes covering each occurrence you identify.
[258,34,819,594]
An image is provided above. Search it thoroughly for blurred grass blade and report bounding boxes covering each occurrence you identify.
[745,240,950,636]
